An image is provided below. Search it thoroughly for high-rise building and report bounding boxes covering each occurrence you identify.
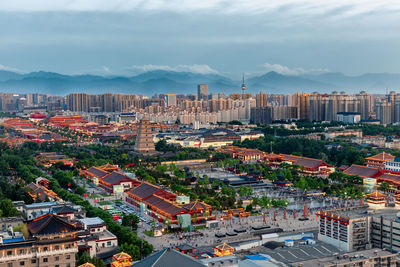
[197,84,208,101]
[291,93,310,120]
[102,93,114,112]
[164,94,177,107]
[134,119,155,154]
[250,106,297,124]
[376,99,392,125]
[68,93,90,112]
[357,91,373,120]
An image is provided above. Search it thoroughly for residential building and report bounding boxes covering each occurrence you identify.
[0,213,78,267]
[197,84,208,101]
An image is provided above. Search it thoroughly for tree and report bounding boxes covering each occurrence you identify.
[122,214,139,229]
[379,182,390,192]
[0,199,18,217]
[120,242,140,260]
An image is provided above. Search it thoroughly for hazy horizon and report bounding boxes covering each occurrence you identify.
[0,0,400,79]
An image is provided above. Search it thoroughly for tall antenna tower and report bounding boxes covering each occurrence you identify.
[241,73,246,94]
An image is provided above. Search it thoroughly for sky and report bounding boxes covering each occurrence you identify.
[0,0,400,78]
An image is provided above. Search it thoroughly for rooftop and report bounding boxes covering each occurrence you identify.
[293,249,395,267]
[79,217,105,227]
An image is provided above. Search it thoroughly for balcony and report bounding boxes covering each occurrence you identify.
[36,247,77,257]
[0,253,35,262]
[0,247,78,262]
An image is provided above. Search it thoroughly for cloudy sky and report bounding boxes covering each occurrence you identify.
[0,0,400,77]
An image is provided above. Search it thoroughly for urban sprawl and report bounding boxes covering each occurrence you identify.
[2,85,400,267]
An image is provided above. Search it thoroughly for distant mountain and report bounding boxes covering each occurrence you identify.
[247,71,334,93]
[0,70,24,82]
[0,70,400,95]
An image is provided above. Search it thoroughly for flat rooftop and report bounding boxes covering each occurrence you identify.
[293,249,395,267]
[264,242,342,264]
[319,206,399,220]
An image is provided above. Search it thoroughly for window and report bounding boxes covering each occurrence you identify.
[66,255,70,259]
[55,265,59,267]
[18,249,24,255]
[31,260,36,264]
[55,256,59,261]
[43,258,48,263]
[7,263,12,267]
[19,262,24,266]
[66,264,70,267]
[107,241,111,246]
[7,251,12,255]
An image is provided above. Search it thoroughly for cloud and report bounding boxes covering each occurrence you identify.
[102,66,111,73]
[128,64,220,74]
[0,64,21,73]
[1,0,400,18]
[262,63,329,76]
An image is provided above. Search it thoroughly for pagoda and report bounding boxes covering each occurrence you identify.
[134,118,155,154]
[366,191,387,209]
[213,243,234,257]
[110,252,133,267]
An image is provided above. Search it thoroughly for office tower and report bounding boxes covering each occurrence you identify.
[376,100,392,125]
[134,119,155,154]
[197,84,208,101]
[164,94,177,107]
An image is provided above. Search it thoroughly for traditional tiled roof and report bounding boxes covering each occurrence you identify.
[366,152,395,162]
[28,213,77,235]
[215,243,234,251]
[343,165,381,178]
[143,195,184,217]
[279,154,331,169]
[133,248,205,267]
[101,171,132,185]
[86,166,108,178]
[377,173,400,184]
[26,183,44,195]
[78,263,96,267]
[53,205,77,214]
[366,191,386,199]
[112,252,132,261]
[181,201,211,212]
[127,182,160,200]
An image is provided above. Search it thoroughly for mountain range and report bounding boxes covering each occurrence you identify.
[0,69,399,96]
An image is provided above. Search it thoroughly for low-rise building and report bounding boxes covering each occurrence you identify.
[316,206,370,252]
[292,249,396,267]
[336,112,361,124]
[0,213,78,267]
[77,217,118,258]
[98,171,140,194]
